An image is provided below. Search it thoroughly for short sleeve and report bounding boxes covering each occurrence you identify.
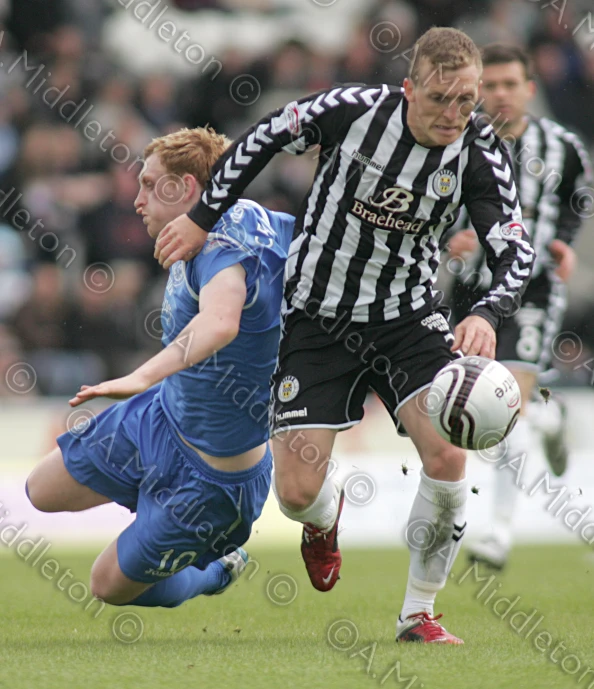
[194,238,259,294]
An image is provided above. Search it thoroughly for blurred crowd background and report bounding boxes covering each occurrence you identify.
[1,0,593,397]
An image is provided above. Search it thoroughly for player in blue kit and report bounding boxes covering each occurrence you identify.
[25,127,294,608]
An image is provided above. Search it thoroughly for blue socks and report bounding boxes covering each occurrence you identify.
[129,562,230,608]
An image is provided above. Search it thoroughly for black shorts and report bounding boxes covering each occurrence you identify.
[270,306,457,436]
[451,272,567,373]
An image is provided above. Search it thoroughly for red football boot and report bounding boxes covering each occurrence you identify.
[396,613,464,645]
[300,490,344,592]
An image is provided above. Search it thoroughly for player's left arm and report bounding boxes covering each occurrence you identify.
[154,86,388,268]
[69,264,247,406]
[548,133,593,281]
[452,137,535,357]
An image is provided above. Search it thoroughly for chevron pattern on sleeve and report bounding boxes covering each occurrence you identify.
[203,86,387,211]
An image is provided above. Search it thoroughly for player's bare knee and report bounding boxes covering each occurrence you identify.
[90,569,126,605]
[89,576,110,603]
[275,481,319,512]
[25,475,53,512]
[423,444,466,481]
[89,583,125,605]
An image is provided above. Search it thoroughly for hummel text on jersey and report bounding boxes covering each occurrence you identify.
[275,408,308,421]
[351,149,386,172]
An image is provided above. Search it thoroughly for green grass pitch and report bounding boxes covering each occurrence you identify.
[1,544,593,689]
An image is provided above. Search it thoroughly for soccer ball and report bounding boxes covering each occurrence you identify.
[427,356,521,450]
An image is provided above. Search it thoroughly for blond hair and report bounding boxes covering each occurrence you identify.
[409,27,482,83]
[143,127,232,186]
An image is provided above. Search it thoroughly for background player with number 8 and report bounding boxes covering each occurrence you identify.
[445,44,593,571]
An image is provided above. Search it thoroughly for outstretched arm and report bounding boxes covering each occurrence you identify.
[69,264,247,406]
[154,85,388,268]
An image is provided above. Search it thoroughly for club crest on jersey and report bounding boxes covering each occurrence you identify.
[431,169,458,197]
[284,101,301,136]
[170,260,185,285]
[279,376,299,403]
[500,221,524,240]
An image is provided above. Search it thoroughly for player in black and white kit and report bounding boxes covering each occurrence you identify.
[446,44,592,570]
[155,28,535,644]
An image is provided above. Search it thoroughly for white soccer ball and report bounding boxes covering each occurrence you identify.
[427,356,521,450]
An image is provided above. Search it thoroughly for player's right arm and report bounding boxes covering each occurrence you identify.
[154,85,388,268]
[69,265,247,406]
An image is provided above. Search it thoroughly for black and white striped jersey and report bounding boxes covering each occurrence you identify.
[447,116,592,291]
[188,85,535,330]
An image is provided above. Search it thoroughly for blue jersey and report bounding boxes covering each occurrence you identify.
[159,200,294,457]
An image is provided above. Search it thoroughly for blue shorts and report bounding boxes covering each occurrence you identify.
[57,385,272,583]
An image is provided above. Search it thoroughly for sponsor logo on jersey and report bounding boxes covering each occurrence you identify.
[349,203,426,232]
[350,203,425,231]
[500,221,524,240]
[348,185,429,233]
[368,186,414,213]
[275,407,308,421]
[430,168,458,197]
[279,375,300,403]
